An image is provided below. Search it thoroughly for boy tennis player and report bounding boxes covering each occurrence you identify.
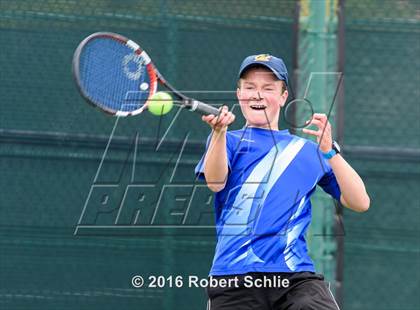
[195,54,370,310]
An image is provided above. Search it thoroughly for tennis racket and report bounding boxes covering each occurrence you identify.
[72,32,220,117]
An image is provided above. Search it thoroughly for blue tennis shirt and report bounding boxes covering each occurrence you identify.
[195,127,341,276]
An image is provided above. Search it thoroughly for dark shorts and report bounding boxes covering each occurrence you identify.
[205,272,340,310]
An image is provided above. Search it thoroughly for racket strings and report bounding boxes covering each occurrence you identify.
[82,48,122,108]
[79,38,151,113]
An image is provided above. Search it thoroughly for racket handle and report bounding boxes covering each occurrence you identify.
[189,100,220,116]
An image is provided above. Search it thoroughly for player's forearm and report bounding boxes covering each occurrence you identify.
[203,129,229,192]
[328,155,370,212]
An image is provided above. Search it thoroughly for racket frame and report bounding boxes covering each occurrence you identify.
[72,32,220,117]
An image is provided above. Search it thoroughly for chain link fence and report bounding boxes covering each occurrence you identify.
[343,0,419,309]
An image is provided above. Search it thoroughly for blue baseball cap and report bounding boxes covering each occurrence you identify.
[238,54,288,86]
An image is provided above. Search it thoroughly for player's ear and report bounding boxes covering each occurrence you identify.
[236,87,241,100]
[279,89,288,108]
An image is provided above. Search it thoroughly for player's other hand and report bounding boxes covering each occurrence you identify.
[201,105,235,133]
[302,113,333,153]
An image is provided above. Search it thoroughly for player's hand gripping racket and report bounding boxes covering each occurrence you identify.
[72,32,220,117]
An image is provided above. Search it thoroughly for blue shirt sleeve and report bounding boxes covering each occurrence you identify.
[317,161,342,201]
[194,131,234,181]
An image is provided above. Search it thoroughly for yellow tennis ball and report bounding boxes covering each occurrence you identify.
[148,92,173,116]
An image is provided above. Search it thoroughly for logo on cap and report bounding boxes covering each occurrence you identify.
[254,54,271,62]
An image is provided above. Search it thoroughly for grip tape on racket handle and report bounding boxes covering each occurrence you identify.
[189,100,220,116]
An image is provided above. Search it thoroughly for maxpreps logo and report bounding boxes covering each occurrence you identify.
[74,71,345,237]
[254,54,272,61]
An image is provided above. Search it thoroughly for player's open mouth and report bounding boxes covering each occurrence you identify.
[250,104,267,110]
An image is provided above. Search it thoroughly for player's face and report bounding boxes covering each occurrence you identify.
[237,67,288,130]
